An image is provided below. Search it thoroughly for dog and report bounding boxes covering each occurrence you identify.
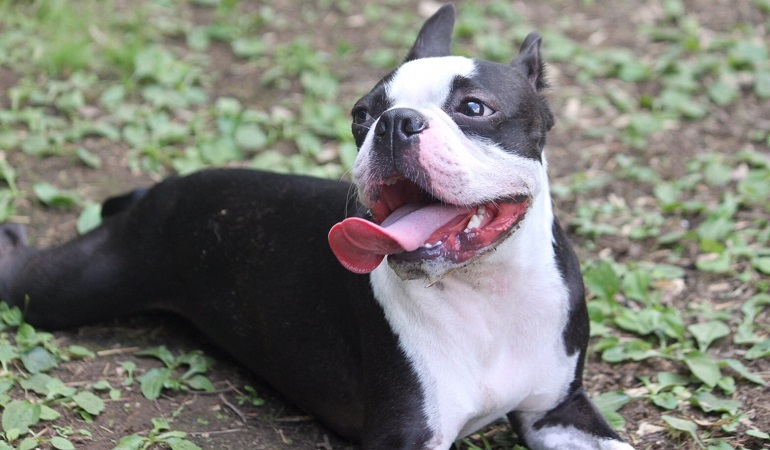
[0,5,633,450]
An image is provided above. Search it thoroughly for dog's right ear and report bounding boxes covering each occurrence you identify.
[403,4,456,62]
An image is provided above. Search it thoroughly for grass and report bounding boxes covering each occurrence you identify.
[0,0,768,448]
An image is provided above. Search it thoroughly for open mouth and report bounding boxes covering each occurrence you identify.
[328,177,530,275]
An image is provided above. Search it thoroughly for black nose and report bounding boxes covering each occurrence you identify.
[375,108,428,142]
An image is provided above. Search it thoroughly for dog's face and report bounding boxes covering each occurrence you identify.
[329,5,554,280]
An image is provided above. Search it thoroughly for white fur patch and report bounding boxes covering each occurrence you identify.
[519,419,636,450]
[386,56,476,110]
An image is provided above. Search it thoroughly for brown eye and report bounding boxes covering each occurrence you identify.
[459,99,494,117]
[352,108,372,125]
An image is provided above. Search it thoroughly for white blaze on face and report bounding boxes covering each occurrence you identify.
[385,56,476,110]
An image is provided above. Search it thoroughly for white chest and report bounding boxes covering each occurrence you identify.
[370,239,580,447]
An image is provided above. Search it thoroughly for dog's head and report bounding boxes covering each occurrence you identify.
[329,4,554,280]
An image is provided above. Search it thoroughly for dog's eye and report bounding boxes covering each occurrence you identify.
[352,107,372,125]
[459,100,494,117]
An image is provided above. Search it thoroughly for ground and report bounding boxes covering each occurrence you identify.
[0,0,768,449]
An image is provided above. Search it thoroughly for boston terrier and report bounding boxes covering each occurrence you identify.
[0,5,633,450]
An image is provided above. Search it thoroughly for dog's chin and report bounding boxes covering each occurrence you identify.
[385,217,525,282]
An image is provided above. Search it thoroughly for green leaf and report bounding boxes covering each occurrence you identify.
[165,436,203,450]
[184,375,214,392]
[198,137,241,164]
[662,415,698,433]
[752,257,770,275]
[157,431,187,440]
[584,261,621,301]
[0,157,18,196]
[49,436,75,450]
[138,368,173,400]
[651,391,679,410]
[684,351,721,387]
[696,252,731,274]
[92,380,111,391]
[662,415,704,446]
[136,346,176,367]
[717,376,735,394]
[33,182,81,209]
[121,360,137,386]
[112,434,146,450]
[76,202,102,235]
[1,306,22,327]
[19,373,54,396]
[746,339,770,360]
[178,351,211,378]
[21,135,54,157]
[622,269,651,303]
[703,158,733,186]
[601,338,659,362]
[722,358,766,385]
[234,124,268,151]
[67,345,95,359]
[747,428,770,440]
[691,391,742,415]
[39,405,60,421]
[1,400,41,435]
[738,169,770,204]
[657,371,690,391]
[152,417,171,431]
[659,89,707,119]
[0,342,19,367]
[100,85,126,110]
[708,77,739,106]
[231,38,266,59]
[688,320,730,352]
[15,323,41,349]
[44,377,76,399]
[20,347,58,374]
[18,437,38,450]
[76,147,102,169]
[592,391,631,414]
[755,69,770,99]
[73,391,105,416]
[0,377,14,394]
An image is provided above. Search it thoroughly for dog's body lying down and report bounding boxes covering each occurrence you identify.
[0,5,632,450]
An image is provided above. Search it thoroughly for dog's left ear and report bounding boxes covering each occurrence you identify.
[403,4,456,62]
[511,32,547,91]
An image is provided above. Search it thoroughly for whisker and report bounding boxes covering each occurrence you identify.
[345,182,359,219]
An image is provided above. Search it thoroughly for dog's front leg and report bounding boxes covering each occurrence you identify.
[508,388,634,450]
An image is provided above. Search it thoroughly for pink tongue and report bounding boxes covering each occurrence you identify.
[328,203,469,274]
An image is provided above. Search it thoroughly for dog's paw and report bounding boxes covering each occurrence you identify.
[601,441,635,450]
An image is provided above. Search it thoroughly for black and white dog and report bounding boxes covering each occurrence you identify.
[0,5,632,450]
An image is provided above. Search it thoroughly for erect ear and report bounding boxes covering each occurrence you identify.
[511,32,547,91]
[403,4,456,62]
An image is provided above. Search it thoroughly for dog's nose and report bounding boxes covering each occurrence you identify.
[375,108,428,142]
